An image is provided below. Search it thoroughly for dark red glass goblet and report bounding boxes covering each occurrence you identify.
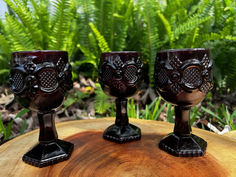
[154,48,213,157]
[99,51,143,143]
[10,51,74,167]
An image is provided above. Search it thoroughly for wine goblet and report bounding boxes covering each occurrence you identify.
[99,51,143,143]
[10,50,74,167]
[154,48,213,157]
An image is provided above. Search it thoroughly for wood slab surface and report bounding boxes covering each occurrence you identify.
[0,118,236,177]
[224,130,236,140]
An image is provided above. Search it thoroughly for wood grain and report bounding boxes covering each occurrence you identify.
[0,118,236,177]
[224,130,236,141]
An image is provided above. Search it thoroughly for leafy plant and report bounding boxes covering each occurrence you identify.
[127,97,173,121]
[0,0,78,83]
[201,104,236,130]
[0,108,30,141]
[0,0,236,90]
[94,84,114,115]
[63,90,90,110]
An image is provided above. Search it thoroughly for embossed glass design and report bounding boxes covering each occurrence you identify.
[99,51,143,143]
[10,51,74,167]
[154,48,213,157]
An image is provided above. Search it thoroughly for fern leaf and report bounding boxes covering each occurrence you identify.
[195,32,221,46]
[157,10,174,47]
[94,85,111,114]
[76,0,95,55]
[0,33,11,57]
[191,27,199,47]
[89,22,111,53]
[76,44,97,68]
[225,36,236,41]
[137,0,160,86]
[5,14,34,51]
[94,0,105,34]
[3,0,42,49]
[174,15,211,40]
[107,0,115,50]
[198,0,216,18]
[49,0,71,50]
[113,0,133,51]
[29,0,50,49]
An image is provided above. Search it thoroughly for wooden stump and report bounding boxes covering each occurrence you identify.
[0,118,236,177]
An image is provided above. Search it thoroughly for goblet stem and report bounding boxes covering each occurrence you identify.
[38,111,58,142]
[103,98,141,143]
[174,106,191,136]
[115,98,129,126]
[22,111,74,167]
[159,106,207,157]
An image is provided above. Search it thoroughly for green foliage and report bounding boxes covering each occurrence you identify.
[0,0,235,90]
[136,0,160,86]
[0,0,78,84]
[127,97,173,121]
[201,104,236,130]
[0,108,29,141]
[49,0,73,50]
[89,23,111,53]
[63,90,90,110]
[94,84,114,114]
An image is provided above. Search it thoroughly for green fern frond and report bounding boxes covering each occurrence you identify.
[3,0,42,49]
[225,45,236,90]
[94,0,131,51]
[104,0,115,50]
[29,0,50,49]
[94,0,105,36]
[137,0,160,86]
[164,0,181,17]
[5,14,34,51]
[174,15,211,40]
[191,27,199,47]
[49,0,71,50]
[213,0,224,28]
[0,33,11,57]
[112,0,133,51]
[198,0,216,17]
[195,32,221,46]
[76,0,95,55]
[157,10,174,47]
[94,84,111,114]
[76,44,97,68]
[89,22,111,53]
[225,36,236,40]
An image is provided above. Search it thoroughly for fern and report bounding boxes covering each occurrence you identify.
[0,33,11,57]
[3,0,42,48]
[113,0,133,51]
[227,51,236,90]
[137,0,160,86]
[198,0,216,18]
[29,0,50,49]
[89,22,111,53]
[5,14,34,51]
[174,15,211,40]
[76,44,97,68]
[157,10,174,47]
[49,0,71,50]
[94,84,111,114]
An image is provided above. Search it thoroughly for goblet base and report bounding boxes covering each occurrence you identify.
[22,139,74,168]
[159,133,207,157]
[103,124,141,143]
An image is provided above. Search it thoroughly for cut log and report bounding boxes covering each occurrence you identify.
[0,118,235,177]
